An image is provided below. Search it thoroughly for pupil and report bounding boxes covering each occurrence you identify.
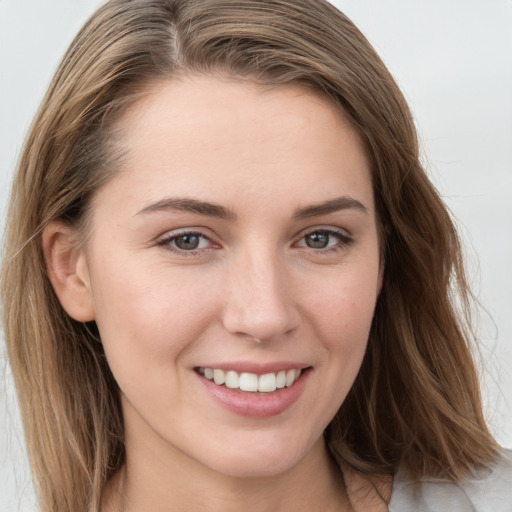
[306,232,329,249]
[175,234,200,250]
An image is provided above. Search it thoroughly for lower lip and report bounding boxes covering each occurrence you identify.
[197,369,311,419]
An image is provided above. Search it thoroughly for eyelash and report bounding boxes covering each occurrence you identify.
[156,228,353,256]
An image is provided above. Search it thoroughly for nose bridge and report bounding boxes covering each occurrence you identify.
[222,243,299,341]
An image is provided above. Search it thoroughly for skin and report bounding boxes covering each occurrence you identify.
[45,76,385,511]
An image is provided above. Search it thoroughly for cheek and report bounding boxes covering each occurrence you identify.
[88,255,222,379]
[304,263,379,398]
[293,269,378,433]
[306,267,379,345]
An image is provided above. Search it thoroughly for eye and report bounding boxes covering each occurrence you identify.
[304,231,333,249]
[295,228,352,251]
[157,231,213,253]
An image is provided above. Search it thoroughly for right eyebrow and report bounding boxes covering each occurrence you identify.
[135,197,237,220]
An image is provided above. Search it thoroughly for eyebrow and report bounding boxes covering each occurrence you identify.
[136,195,367,220]
[136,197,237,220]
[292,196,368,219]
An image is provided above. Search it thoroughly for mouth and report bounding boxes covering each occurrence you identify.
[195,365,312,418]
[196,367,307,393]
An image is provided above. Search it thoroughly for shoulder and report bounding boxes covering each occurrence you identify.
[389,449,512,512]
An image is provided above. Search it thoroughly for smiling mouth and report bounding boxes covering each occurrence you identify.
[196,367,308,393]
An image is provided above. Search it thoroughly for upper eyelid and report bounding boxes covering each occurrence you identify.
[301,226,348,234]
[294,225,351,240]
[158,227,216,242]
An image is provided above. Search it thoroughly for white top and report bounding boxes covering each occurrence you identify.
[389,450,512,511]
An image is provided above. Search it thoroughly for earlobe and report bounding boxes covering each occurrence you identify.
[42,222,95,322]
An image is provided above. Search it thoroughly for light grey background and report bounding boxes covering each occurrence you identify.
[1,1,511,510]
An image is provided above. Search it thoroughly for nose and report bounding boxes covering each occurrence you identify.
[221,249,301,343]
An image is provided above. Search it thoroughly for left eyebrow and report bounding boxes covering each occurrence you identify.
[292,196,368,219]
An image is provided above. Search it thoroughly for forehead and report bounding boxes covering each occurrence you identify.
[95,75,374,218]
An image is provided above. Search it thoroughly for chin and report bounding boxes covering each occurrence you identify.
[194,433,316,479]
[206,455,300,480]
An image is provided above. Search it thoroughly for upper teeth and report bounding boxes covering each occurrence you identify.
[199,368,302,393]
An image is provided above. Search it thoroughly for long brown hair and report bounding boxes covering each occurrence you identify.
[1,1,498,510]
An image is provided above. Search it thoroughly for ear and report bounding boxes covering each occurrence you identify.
[42,222,95,322]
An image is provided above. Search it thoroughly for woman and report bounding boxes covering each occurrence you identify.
[1,0,510,511]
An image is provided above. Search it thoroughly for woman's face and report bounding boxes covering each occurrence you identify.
[78,76,382,478]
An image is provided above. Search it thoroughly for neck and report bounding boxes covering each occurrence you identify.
[102,436,348,512]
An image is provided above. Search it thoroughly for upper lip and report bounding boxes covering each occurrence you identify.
[195,361,312,375]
